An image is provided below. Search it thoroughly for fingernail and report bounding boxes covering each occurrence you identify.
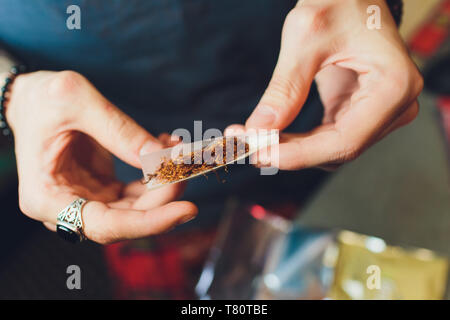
[178,215,196,225]
[139,141,159,156]
[224,127,245,137]
[247,105,277,128]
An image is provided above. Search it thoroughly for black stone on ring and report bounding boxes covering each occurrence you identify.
[57,224,83,244]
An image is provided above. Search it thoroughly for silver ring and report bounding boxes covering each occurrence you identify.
[56,198,87,243]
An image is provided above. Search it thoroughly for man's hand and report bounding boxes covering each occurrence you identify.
[229,0,423,170]
[6,70,197,244]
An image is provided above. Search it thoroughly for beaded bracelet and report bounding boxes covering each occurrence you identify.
[0,65,27,137]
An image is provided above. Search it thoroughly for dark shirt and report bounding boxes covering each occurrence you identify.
[0,0,295,132]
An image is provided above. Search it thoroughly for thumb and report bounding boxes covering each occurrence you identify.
[77,88,161,168]
[246,12,322,130]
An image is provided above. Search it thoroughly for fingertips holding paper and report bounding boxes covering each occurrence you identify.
[224,124,246,137]
[158,132,182,147]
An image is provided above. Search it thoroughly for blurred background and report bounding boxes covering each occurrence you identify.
[0,0,449,299]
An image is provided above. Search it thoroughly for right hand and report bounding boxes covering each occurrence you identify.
[5,70,197,244]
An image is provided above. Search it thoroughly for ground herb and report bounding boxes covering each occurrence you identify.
[143,137,249,184]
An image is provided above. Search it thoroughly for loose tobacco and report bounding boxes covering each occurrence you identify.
[143,137,249,184]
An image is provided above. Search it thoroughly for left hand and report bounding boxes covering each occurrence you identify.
[227,0,423,170]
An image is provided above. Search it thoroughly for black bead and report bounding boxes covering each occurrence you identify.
[10,65,25,75]
[57,225,81,243]
[0,65,26,140]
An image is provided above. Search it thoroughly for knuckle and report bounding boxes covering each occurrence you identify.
[405,102,420,125]
[386,62,424,104]
[18,196,32,217]
[18,180,53,221]
[108,110,130,139]
[284,8,304,29]
[331,144,363,163]
[266,75,303,106]
[412,70,424,97]
[382,70,410,106]
[285,6,329,34]
[388,68,410,95]
[47,71,84,98]
[18,188,42,219]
